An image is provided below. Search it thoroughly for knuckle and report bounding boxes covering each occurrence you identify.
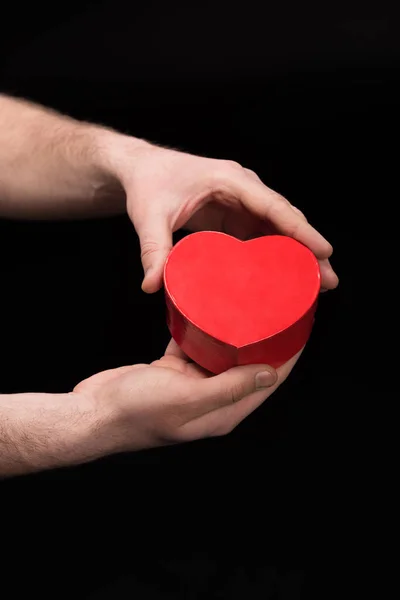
[285,218,304,239]
[268,189,287,204]
[244,167,260,180]
[223,159,242,171]
[269,201,305,238]
[291,205,308,222]
[150,358,163,368]
[211,159,242,183]
[140,239,159,260]
[227,381,247,404]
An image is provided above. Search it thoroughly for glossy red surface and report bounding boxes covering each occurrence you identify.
[164,232,321,373]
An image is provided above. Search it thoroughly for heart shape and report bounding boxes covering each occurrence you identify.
[164,232,320,373]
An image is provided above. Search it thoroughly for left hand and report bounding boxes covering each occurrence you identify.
[107,141,338,293]
[74,339,302,449]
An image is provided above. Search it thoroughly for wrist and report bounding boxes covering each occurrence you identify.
[89,126,154,188]
[0,391,120,476]
[60,390,124,465]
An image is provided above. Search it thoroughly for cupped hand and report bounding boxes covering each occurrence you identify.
[74,340,302,453]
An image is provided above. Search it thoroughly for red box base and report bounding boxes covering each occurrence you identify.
[164,232,320,374]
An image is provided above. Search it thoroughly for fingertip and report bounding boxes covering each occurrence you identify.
[255,366,278,389]
[319,258,339,290]
[319,277,339,293]
[141,280,152,293]
[329,272,339,289]
[141,272,163,294]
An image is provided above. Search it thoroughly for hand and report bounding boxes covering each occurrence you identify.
[74,340,302,452]
[106,142,338,293]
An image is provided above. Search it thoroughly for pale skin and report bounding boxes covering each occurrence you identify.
[0,95,338,477]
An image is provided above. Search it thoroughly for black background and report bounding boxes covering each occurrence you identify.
[0,3,397,598]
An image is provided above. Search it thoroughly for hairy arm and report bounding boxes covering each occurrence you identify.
[0,392,116,477]
[0,94,144,219]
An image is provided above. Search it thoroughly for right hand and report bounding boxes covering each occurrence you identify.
[102,140,338,293]
[74,340,302,453]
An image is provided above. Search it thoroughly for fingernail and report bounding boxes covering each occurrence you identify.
[255,369,276,389]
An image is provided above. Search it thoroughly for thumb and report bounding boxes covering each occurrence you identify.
[192,364,278,416]
[136,213,172,293]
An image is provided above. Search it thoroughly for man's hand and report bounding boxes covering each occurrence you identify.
[0,95,338,292]
[74,339,301,452]
[0,340,301,477]
[103,142,339,293]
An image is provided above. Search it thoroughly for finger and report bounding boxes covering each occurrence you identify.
[163,338,202,368]
[219,349,303,427]
[291,205,308,221]
[181,349,303,439]
[164,338,188,359]
[163,339,212,378]
[244,170,308,226]
[226,172,333,259]
[135,210,172,294]
[319,258,339,290]
[243,167,262,183]
[187,363,278,418]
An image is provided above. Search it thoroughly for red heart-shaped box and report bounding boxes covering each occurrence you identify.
[164,232,320,374]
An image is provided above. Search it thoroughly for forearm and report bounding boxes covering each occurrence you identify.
[0,95,146,219]
[0,391,115,477]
